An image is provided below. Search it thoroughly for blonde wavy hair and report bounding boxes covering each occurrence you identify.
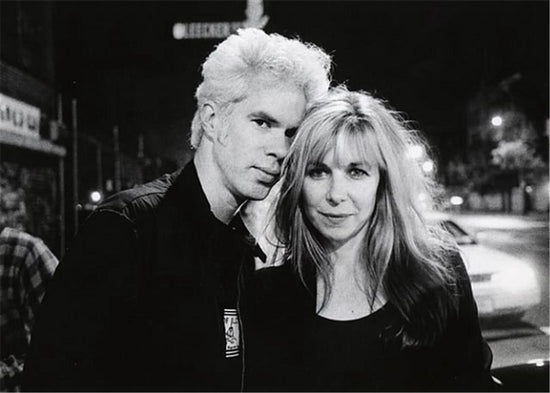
[275,86,460,348]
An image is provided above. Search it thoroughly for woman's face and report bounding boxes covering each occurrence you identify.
[301,146,380,250]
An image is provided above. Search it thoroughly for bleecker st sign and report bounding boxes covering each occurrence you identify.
[173,0,269,40]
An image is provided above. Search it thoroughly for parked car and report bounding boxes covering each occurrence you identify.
[492,358,549,392]
[426,213,541,320]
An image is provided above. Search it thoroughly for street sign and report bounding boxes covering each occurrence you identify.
[173,0,269,40]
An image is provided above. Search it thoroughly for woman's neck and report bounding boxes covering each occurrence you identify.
[316,238,386,321]
[327,235,364,276]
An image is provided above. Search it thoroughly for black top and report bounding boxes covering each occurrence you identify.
[302,309,390,391]
[244,258,496,392]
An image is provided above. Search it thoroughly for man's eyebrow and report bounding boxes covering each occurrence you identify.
[249,111,280,126]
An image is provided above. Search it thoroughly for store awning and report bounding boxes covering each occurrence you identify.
[0,129,66,157]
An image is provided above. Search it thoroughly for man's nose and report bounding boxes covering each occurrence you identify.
[326,175,347,205]
[265,129,291,161]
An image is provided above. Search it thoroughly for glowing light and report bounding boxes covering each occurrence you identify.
[90,191,102,203]
[422,160,434,173]
[450,196,463,206]
[491,116,503,126]
[407,145,424,160]
[525,185,533,193]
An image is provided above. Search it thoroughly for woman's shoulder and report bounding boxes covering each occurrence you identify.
[444,248,468,275]
[246,263,312,328]
[441,249,475,298]
[251,263,295,289]
[248,263,308,301]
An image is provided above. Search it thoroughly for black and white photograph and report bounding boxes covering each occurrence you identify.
[0,0,548,391]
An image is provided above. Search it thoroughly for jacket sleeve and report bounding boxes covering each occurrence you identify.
[22,210,141,391]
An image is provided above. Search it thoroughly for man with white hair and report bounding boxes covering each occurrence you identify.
[23,28,330,391]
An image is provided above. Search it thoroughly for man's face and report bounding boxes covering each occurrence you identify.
[212,82,307,202]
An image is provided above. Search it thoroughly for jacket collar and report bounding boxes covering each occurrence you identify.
[154,161,251,277]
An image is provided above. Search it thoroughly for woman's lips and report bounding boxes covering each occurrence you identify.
[319,212,352,225]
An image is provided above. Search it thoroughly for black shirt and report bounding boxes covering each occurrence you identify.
[302,308,390,391]
[245,259,496,392]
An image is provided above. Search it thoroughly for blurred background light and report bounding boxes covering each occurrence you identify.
[90,190,102,204]
[407,145,424,160]
[450,195,464,206]
[422,160,434,173]
[491,115,503,126]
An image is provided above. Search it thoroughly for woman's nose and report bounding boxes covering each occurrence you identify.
[326,176,347,205]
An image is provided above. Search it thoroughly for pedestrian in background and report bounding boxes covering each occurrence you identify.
[23,28,331,391]
[0,181,58,392]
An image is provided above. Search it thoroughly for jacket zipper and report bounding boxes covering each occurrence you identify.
[237,258,246,392]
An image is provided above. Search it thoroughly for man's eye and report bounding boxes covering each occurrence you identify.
[253,119,271,128]
[349,168,368,179]
[307,168,329,179]
[285,127,298,138]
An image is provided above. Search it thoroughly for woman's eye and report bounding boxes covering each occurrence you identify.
[349,168,368,178]
[307,168,328,179]
[253,119,271,128]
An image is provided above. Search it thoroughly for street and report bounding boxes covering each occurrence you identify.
[451,212,549,369]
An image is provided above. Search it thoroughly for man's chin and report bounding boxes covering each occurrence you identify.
[245,183,272,201]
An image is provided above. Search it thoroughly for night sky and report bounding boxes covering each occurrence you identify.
[53,0,549,166]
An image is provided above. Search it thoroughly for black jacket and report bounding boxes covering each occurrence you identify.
[23,162,257,391]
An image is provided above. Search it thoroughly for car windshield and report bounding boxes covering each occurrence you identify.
[442,220,476,245]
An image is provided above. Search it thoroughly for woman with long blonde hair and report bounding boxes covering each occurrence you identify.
[245,86,494,391]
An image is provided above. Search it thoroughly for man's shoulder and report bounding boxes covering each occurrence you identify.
[97,170,181,223]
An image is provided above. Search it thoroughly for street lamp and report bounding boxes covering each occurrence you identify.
[491,115,503,127]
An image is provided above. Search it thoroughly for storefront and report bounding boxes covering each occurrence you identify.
[0,92,66,256]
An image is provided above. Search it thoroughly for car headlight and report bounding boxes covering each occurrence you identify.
[492,265,538,292]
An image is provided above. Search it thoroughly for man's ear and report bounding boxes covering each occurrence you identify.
[198,102,218,141]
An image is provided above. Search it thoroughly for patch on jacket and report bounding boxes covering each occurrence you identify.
[224,308,240,358]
